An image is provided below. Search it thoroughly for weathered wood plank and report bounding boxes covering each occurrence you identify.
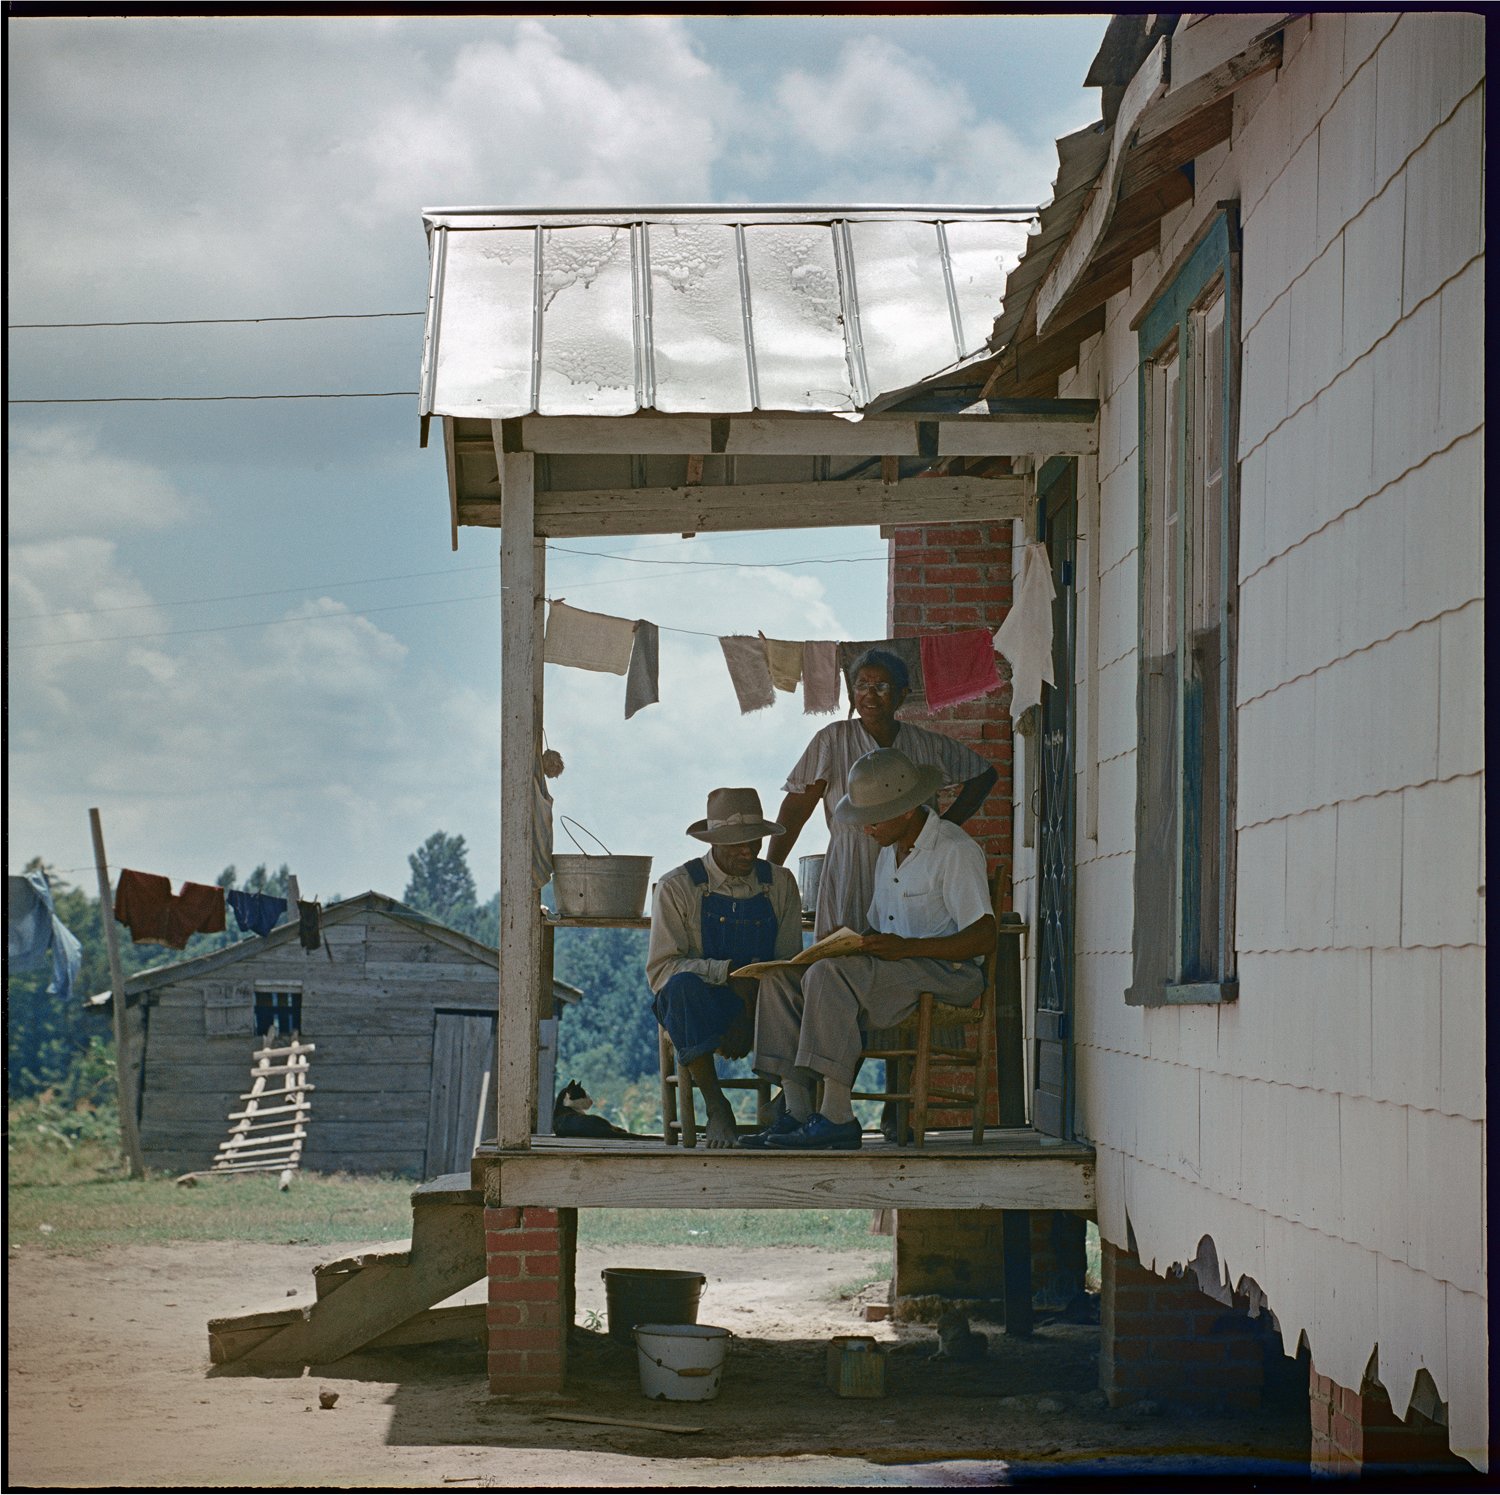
[937,419,1097,457]
[497,439,540,1150]
[520,476,1025,538]
[486,1150,1095,1211]
[239,1200,485,1363]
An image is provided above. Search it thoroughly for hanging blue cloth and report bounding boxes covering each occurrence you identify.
[6,871,83,1002]
[226,888,288,938]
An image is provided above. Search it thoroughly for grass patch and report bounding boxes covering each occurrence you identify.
[9,1104,895,1256]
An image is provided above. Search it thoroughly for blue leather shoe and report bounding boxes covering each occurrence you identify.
[765,1112,863,1150]
[736,1112,802,1149]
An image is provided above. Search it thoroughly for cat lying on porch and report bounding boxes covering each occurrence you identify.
[551,1080,645,1140]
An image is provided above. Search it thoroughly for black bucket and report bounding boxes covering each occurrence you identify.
[601,1267,706,1346]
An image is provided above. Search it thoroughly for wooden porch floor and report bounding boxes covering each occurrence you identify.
[474,1127,1094,1212]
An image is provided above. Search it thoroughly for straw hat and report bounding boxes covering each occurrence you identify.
[832,748,945,826]
[686,787,785,844]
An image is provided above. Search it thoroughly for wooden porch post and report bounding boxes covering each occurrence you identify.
[88,808,146,1179]
[495,433,540,1149]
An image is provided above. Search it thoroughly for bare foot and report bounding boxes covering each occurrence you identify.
[702,1101,739,1149]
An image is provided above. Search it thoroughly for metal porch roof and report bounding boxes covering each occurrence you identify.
[420,206,1036,420]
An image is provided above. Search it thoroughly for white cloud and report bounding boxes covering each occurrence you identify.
[8,424,200,541]
[771,36,1067,204]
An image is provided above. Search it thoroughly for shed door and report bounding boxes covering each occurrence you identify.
[1034,460,1077,1139]
[426,1009,496,1178]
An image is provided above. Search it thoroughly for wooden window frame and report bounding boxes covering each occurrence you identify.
[253,984,303,1039]
[1126,207,1240,1006]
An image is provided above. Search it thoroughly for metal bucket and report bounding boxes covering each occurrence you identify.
[552,855,652,918]
[552,817,652,918]
[798,854,825,916]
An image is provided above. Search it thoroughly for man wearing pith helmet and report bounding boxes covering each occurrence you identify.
[740,747,996,1151]
[647,787,803,1148]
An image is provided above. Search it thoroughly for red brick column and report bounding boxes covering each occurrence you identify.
[1099,1239,1265,1411]
[1309,1365,1466,1474]
[485,1204,576,1394]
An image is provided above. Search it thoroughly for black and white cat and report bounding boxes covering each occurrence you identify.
[551,1079,643,1140]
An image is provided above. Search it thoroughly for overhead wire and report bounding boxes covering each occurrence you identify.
[10,546,886,625]
[9,312,424,329]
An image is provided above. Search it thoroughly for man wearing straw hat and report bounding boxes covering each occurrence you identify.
[741,747,996,1151]
[647,787,804,1148]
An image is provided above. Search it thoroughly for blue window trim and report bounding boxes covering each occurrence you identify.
[1131,206,1240,1006]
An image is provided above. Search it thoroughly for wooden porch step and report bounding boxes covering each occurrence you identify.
[208,1174,486,1367]
[209,1299,484,1364]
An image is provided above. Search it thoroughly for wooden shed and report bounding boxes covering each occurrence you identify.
[88,892,580,1179]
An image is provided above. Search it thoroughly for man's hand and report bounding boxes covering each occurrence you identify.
[859,932,913,960]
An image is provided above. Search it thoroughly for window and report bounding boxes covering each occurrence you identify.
[254,987,302,1038]
[1127,209,1239,1005]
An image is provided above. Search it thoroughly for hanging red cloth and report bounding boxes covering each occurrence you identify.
[919,629,1002,712]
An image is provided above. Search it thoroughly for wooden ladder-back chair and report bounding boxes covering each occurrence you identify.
[658,1030,774,1148]
[852,867,1019,1146]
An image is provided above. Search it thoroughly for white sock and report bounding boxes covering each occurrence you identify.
[819,1078,854,1125]
[781,1077,815,1122]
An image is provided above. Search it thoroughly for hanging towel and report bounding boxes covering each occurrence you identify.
[758,634,804,693]
[298,899,323,951]
[719,635,776,714]
[920,629,1002,712]
[801,640,841,715]
[624,619,660,719]
[543,600,636,675]
[7,872,83,1002]
[113,868,176,944]
[534,758,555,892]
[226,888,288,938]
[837,637,927,710]
[993,541,1056,718]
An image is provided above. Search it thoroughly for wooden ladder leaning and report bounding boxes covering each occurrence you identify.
[211,1039,315,1182]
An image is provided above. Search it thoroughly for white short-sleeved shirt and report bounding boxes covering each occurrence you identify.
[868,811,990,960]
[783,719,990,938]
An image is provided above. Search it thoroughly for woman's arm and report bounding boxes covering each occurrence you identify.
[767,782,826,865]
[941,765,998,826]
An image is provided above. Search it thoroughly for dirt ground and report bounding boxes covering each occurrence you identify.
[6,1238,1311,1489]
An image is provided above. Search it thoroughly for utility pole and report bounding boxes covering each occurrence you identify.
[89,808,147,1179]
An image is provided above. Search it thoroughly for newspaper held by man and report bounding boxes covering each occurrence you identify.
[730,926,864,980]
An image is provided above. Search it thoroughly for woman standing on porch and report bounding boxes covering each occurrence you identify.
[768,648,997,939]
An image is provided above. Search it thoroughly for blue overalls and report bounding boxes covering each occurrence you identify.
[653,859,779,1063]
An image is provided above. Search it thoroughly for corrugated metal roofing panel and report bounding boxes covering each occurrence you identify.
[421,207,1035,418]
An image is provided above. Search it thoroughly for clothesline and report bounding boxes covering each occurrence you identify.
[110,868,327,953]
[541,542,1055,724]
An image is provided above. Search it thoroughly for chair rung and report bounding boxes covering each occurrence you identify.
[860,1048,918,1061]
[851,1090,912,1103]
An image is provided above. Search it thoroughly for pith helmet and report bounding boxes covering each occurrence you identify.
[832,748,945,825]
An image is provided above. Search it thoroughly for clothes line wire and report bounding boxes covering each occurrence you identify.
[8,392,420,405]
[9,312,424,329]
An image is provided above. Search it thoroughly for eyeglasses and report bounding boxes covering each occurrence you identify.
[854,680,894,697]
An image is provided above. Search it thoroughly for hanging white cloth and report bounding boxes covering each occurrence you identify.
[992,541,1055,718]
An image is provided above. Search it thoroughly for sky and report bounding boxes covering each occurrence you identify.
[7,11,1109,907]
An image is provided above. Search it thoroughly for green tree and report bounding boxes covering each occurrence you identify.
[552,926,656,1089]
[403,831,480,932]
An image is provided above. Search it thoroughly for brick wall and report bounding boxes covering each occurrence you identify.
[887,520,1015,875]
[485,1204,576,1394]
[1309,1364,1467,1474]
[1099,1240,1267,1412]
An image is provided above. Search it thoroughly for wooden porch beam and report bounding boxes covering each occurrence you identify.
[482,1148,1096,1211]
[526,475,1026,537]
[514,409,1096,458]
